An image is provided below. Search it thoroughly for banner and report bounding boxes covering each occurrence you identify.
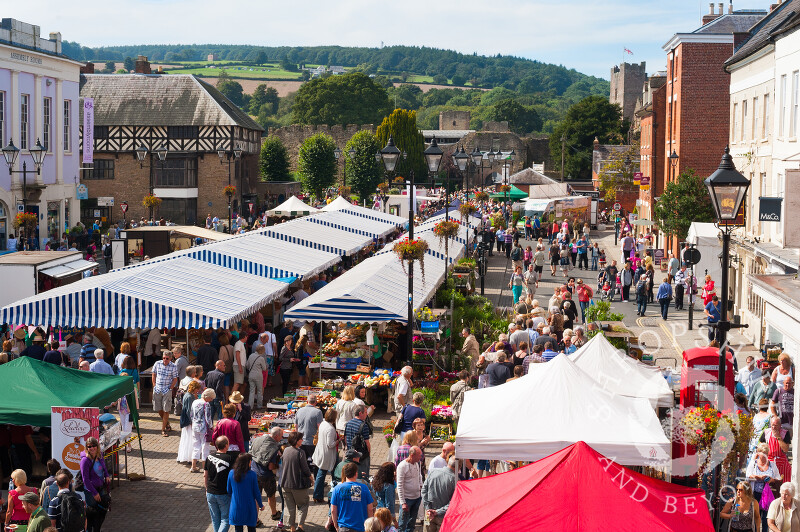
[759,197,782,222]
[83,98,94,164]
[51,406,100,475]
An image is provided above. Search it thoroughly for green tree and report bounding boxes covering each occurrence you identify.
[259,135,291,182]
[123,56,135,72]
[280,58,297,72]
[298,133,337,198]
[654,169,715,241]
[375,109,427,180]
[549,95,625,180]
[104,61,115,73]
[249,85,279,116]
[216,70,245,107]
[344,131,382,200]
[432,73,448,85]
[300,70,311,81]
[596,144,639,203]
[491,99,542,135]
[254,51,268,65]
[292,72,391,126]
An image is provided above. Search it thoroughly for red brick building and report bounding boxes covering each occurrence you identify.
[78,72,263,226]
[635,75,666,224]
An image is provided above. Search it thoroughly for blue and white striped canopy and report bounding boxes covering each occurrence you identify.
[257,217,374,256]
[306,210,400,239]
[1,257,290,329]
[284,252,445,324]
[375,231,466,265]
[321,197,406,225]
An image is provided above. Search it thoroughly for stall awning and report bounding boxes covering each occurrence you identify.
[284,252,445,324]
[322,196,406,225]
[306,210,401,238]
[39,259,98,279]
[120,225,232,241]
[258,218,374,256]
[1,257,290,329]
[266,195,319,217]
[375,231,466,264]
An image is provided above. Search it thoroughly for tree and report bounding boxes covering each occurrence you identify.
[375,109,427,181]
[654,169,715,242]
[249,84,279,116]
[432,73,448,85]
[123,56,135,72]
[344,131,382,200]
[104,61,116,73]
[292,72,391,126]
[254,51,268,65]
[596,144,639,203]
[451,74,466,87]
[491,99,542,135]
[298,133,337,198]
[216,70,245,107]
[280,58,297,72]
[259,135,291,182]
[549,95,625,180]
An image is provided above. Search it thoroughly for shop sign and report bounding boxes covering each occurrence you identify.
[759,197,782,222]
[639,176,650,187]
[654,249,665,265]
[83,98,94,164]
[97,196,114,207]
[51,406,99,475]
[420,321,439,332]
[633,172,642,185]
[76,184,89,200]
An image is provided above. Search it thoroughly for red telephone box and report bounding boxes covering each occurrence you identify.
[679,346,735,410]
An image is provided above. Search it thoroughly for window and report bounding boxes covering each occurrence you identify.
[159,198,197,225]
[63,100,71,152]
[20,94,29,149]
[167,126,199,139]
[81,159,114,180]
[0,91,4,149]
[732,103,739,142]
[792,71,799,137]
[93,126,109,139]
[780,75,787,136]
[742,100,748,141]
[752,97,759,141]
[760,172,767,197]
[43,97,51,151]
[153,157,198,187]
[763,93,770,138]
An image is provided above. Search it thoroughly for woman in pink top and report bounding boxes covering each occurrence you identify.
[211,403,245,458]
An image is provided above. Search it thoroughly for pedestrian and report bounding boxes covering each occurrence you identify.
[421,457,457,532]
[375,507,398,532]
[674,265,687,310]
[523,245,532,271]
[495,227,504,254]
[5,469,38,528]
[79,437,110,532]
[620,262,634,302]
[590,243,599,271]
[667,250,679,281]
[766,482,800,532]
[657,277,673,320]
[19,491,48,532]
[47,470,86,532]
[646,265,656,303]
[212,404,246,463]
[330,462,375,532]
[702,274,716,307]
[372,462,398,525]
[549,241,560,276]
[178,380,202,464]
[218,333,235,400]
[279,431,313,532]
[575,279,593,323]
[89,349,114,375]
[704,295,722,343]
[604,260,619,302]
[152,350,179,437]
[229,391,252,453]
[296,395,323,467]
[577,235,588,270]
[227,453,264,532]
[246,345,267,409]
[345,405,372,479]
[205,436,234,532]
[191,389,216,473]
[278,336,295,397]
[508,266,524,305]
[311,408,339,503]
[635,274,649,316]
[396,446,423,532]
[252,427,284,521]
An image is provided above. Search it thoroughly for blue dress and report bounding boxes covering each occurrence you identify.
[227,469,262,527]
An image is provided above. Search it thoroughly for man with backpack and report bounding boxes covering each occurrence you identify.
[345,405,372,480]
[47,470,86,532]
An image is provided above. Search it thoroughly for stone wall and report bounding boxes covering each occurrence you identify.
[439,110,470,130]
[610,62,647,123]
[268,123,375,172]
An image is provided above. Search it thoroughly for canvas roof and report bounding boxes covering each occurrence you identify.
[265,195,319,217]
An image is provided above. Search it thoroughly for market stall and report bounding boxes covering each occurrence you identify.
[265,195,319,217]
[257,217,374,256]
[322,197,407,226]
[455,354,670,465]
[306,209,403,239]
[441,442,713,532]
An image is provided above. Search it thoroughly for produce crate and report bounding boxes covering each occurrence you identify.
[356,365,372,373]
[321,361,337,369]
[308,362,321,369]
[337,357,361,365]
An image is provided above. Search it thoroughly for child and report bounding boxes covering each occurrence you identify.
[598,249,607,271]
[591,243,600,271]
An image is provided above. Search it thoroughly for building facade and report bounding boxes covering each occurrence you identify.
[635,74,666,223]
[0,18,82,250]
[78,69,263,226]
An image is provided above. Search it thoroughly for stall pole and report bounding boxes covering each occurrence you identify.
[407,169,415,363]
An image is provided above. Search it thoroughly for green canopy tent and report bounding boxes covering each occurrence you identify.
[489,184,528,200]
[0,357,146,475]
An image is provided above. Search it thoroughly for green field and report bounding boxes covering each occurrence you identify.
[163,66,303,79]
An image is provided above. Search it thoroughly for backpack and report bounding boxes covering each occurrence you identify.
[58,490,87,532]
[351,420,369,455]
[510,247,522,261]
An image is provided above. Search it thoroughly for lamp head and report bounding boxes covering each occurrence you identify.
[704,146,750,224]
[424,137,444,174]
[380,137,401,173]
[29,139,46,170]
[2,139,20,169]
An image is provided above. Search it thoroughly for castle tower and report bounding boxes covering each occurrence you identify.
[610,62,646,123]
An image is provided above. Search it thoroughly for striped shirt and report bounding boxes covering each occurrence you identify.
[152,360,178,394]
[344,418,370,451]
[522,353,544,375]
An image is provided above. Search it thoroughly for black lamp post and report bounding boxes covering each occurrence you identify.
[218,145,242,233]
[669,149,679,180]
[453,144,469,196]
[334,146,356,189]
[704,146,750,529]
[424,138,446,220]
[3,138,46,250]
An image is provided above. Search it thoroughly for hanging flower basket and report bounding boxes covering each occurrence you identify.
[377,182,389,193]
[393,238,428,279]
[393,175,406,184]
[13,212,37,229]
[223,185,237,197]
[414,306,436,322]
[142,194,162,209]
[491,214,506,229]
[459,203,477,219]
[433,221,460,258]
[498,184,512,193]
[474,191,490,202]
[389,187,400,195]
[338,186,352,197]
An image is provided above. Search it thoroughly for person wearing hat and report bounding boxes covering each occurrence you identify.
[89,349,114,375]
[19,491,49,532]
[228,391,252,453]
[20,332,46,361]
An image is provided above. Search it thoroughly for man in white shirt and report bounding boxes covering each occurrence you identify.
[233,336,247,393]
[428,442,454,471]
[6,234,17,251]
[397,446,423,532]
[738,356,762,396]
[394,366,413,414]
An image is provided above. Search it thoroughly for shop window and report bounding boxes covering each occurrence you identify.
[153,157,197,187]
[167,126,199,139]
[159,198,197,225]
[82,159,115,180]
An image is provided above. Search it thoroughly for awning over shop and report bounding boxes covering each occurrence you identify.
[307,210,401,238]
[258,218,374,256]
[265,195,319,217]
[1,257,290,329]
[39,259,98,279]
[120,225,232,241]
[283,251,445,324]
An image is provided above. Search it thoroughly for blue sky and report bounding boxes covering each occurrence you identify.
[6,0,762,78]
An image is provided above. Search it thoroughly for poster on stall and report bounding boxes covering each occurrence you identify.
[51,406,100,476]
[119,396,132,437]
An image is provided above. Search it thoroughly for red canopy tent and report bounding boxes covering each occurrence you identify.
[441,442,713,532]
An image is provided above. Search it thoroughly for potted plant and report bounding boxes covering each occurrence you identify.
[474,191,490,202]
[498,184,511,193]
[338,185,352,197]
[432,220,460,258]
[377,182,389,193]
[458,203,477,220]
[142,193,162,219]
[223,184,237,197]
[393,238,429,279]
[453,257,476,273]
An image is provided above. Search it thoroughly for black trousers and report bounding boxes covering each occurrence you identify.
[578,254,588,269]
[280,369,292,396]
[675,284,685,309]
[621,284,631,301]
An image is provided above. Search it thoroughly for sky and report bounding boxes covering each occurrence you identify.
[5,0,765,79]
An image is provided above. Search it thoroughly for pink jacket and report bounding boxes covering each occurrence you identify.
[211,418,245,451]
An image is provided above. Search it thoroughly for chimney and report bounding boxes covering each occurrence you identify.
[728,1,733,14]
[709,2,715,13]
[80,62,95,74]
[134,55,151,74]
[719,3,724,14]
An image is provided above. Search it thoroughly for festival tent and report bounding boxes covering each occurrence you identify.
[265,195,319,217]
[455,354,670,465]
[322,197,406,225]
[570,333,674,407]
[307,210,401,238]
[0,257,291,329]
[441,441,713,532]
[284,251,445,324]
[489,184,528,200]
[257,217,374,256]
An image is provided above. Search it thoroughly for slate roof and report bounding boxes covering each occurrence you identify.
[692,10,767,35]
[509,168,558,185]
[726,0,800,67]
[79,74,263,131]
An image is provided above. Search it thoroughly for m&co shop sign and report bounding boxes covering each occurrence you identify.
[51,407,100,474]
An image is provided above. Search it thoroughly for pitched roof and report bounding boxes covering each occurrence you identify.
[509,167,558,185]
[79,74,263,131]
[693,10,767,34]
[726,0,800,67]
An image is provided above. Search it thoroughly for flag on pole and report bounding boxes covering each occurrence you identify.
[624,47,634,55]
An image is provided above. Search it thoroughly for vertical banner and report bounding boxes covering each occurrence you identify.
[83,98,94,164]
[51,406,100,476]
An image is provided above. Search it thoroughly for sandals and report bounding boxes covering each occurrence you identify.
[271,512,281,520]
[189,467,200,473]
[161,430,169,437]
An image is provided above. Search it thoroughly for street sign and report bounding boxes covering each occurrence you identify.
[613,202,621,211]
[97,196,114,207]
[685,248,702,265]
[639,176,650,187]
[633,172,642,185]
[120,202,128,213]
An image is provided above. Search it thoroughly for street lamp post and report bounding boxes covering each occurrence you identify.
[500,149,516,205]
[334,146,356,189]
[2,139,46,250]
[704,146,750,529]
[218,145,243,233]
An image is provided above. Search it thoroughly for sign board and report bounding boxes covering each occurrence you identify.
[82,98,94,164]
[76,184,89,200]
[120,201,129,213]
[613,202,621,211]
[654,248,665,266]
[17,203,24,213]
[93,209,101,218]
[633,172,642,185]
[51,406,100,476]
[684,248,702,265]
[97,196,114,207]
[571,190,600,199]
[639,176,650,187]
[420,320,439,332]
[759,197,782,222]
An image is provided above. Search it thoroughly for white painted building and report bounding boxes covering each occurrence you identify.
[0,18,83,250]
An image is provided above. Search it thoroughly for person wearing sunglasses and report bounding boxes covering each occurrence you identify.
[720,481,759,532]
[80,436,111,531]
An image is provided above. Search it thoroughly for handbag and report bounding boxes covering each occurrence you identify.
[760,483,775,511]
[393,406,406,435]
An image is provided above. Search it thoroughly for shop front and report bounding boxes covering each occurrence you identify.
[750,274,800,357]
